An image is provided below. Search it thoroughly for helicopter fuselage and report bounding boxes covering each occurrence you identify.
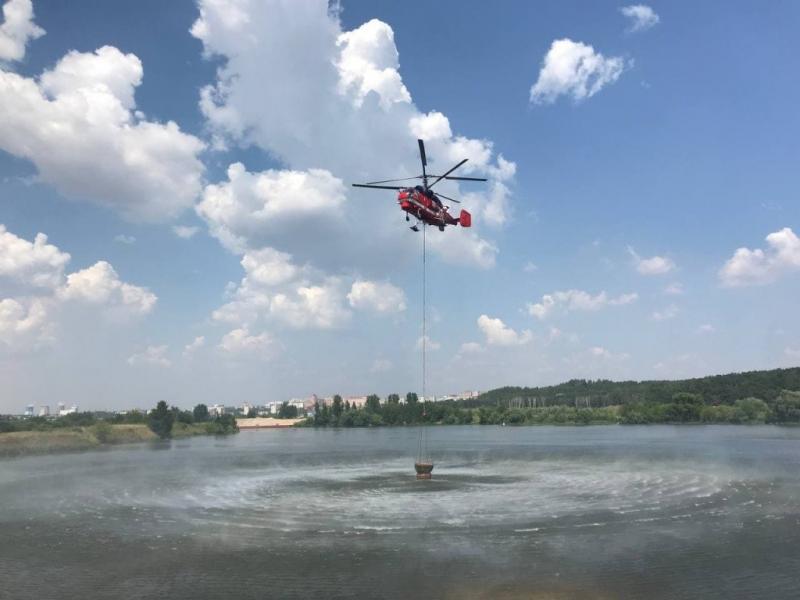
[398,188,470,229]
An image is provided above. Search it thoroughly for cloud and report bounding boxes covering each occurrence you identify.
[458,341,484,354]
[172,225,199,239]
[719,227,800,287]
[219,327,274,357]
[240,247,299,287]
[0,0,44,62]
[627,246,676,275]
[127,345,171,367]
[191,0,510,270]
[347,280,406,313]
[620,5,660,33]
[651,304,678,321]
[588,346,630,361]
[114,234,136,245]
[183,335,205,356]
[664,282,684,295]
[0,296,52,349]
[197,162,350,259]
[58,261,156,316]
[416,335,441,351]
[0,224,70,289]
[211,247,361,330]
[522,261,538,273]
[697,324,715,334]
[0,225,156,352]
[527,289,638,319]
[530,38,626,104]
[335,19,410,110]
[0,45,205,221]
[477,314,532,346]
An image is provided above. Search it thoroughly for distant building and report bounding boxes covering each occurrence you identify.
[24,405,34,417]
[346,396,368,409]
[209,404,225,417]
[38,405,50,417]
[58,405,78,416]
[240,402,253,415]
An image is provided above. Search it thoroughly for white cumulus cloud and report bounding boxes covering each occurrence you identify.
[0,224,70,289]
[0,45,205,221]
[183,335,205,356]
[652,304,678,321]
[628,246,676,275]
[172,225,199,239]
[0,296,52,349]
[530,38,627,104]
[347,280,406,313]
[620,5,660,33]
[219,327,274,357]
[0,0,44,62]
[477,314,532,346]
[719,227,800,287]
[128,345,171,367]
[527,289,638,319]
[58,261,156,316]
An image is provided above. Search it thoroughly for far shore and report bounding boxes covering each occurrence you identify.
[0,422,232,458]
[237,417,306,429]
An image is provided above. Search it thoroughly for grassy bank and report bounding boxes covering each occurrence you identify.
[0,424,158,457]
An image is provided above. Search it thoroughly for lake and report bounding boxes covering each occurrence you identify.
[1,425,800,599]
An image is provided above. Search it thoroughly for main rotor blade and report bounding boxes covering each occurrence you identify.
[418,139,427,166]
[365,176,422,185]
[428,159,468,188]
[435,192,461,204]
[440,176,487,181]
[352,184,404,190]
[418,139,427,182]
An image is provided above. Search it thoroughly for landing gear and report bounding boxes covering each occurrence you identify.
[410,225,419,232]
[438,225,445,232]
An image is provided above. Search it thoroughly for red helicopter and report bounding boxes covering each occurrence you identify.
[353,139,486,232]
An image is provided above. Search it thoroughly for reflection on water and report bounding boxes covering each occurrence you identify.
[1,426,800,599]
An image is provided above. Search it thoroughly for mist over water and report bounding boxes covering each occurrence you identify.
[2,426,800,599]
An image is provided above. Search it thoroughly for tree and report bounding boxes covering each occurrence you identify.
[366,394,381,412]
[313,400,321,425]
[193,403,210,422]
[332,395,343,420]
[344,400,351,411]
[247,407,257,418]
[406,392,418,405]
[666,393,704,422]
[770,390,800,423]
[148,401,174,439]
[176,410,194,424]
[278,402,298,419]
[387,394,400,404]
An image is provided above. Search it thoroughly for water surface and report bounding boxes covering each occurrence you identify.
[2,426,799,598]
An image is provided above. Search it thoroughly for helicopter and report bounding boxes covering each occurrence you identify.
[352,139,487,232]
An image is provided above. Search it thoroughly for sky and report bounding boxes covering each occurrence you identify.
[0,0,799,412]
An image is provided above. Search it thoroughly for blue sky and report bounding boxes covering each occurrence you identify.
[0,0,798,412]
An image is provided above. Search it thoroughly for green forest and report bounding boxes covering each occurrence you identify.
[306,367,800,427]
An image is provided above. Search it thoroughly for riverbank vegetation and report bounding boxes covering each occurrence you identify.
[0,401,238,457]
[304,368,800,428]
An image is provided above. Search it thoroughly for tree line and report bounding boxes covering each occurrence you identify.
[303,388,800,427]
[0,401,238,439]
[468,367,800,409]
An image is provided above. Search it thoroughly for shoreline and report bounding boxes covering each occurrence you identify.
[0,422,237,459]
